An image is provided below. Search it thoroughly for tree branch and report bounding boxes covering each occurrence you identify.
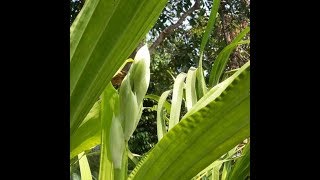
[149,0,201,54]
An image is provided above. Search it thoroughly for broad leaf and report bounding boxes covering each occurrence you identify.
[70,0,168,135]
[128,63,250,180]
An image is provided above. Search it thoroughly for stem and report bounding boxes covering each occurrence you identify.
[114,143,128,180]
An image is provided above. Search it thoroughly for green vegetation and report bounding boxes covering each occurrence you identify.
[70,0,250,179]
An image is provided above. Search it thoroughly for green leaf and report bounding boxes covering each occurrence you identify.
[113,58,134,78]
[128,63,250,180]
[78,152,93,180]
[195,66,207,100]
[199,0,221,60]
[128,150,140,165]
[221,160,232,180]
[145,94,171,112]
[192,159,229,180]
[70,0,118,61]
[193,146,238,180]
[212,163,223,180]
[195,0,221,101]
[99,83,118,180]
[185,67,197,111]
[70,0,120,135]
[209,27,250,87]
[227,143,250,180]
[157,90,171,141]
[221,68,240,81]
[70,101,101,159]
[186,61,250,118]
[168,73,186,130]
[221,146,239,180]
[70,0,169,135]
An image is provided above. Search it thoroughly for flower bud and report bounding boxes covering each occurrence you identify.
[109,115,125,169]
[119,76,139,141]
[119,45,150,141]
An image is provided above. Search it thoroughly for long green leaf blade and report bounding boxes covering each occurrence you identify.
[168,73,186,130]
[212,163,222,180]
[157,90,171,141]
[192,159,230,180]
[195,0,220,100]
[99,83,119,180]
[195,67,207,100]
[128,150,140,165]
[186,61,250,118]
[70,0,118,61]
[145,94,171,112]
[209,27,250,87]
[221,146,238,180]
[186,67,197,111]
[128,63,250,180]
[226,143,250,180]
[199,0,221,61]
[70,0,168,135]
[78,152,93,180]
[221,160,232,180]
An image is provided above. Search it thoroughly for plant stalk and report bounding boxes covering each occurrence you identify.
[114,143,128,180]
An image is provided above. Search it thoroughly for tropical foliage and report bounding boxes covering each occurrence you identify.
[70,0,250,179]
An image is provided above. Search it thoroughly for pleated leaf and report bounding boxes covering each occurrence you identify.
[70,0,168,135]
[128,63,250,180]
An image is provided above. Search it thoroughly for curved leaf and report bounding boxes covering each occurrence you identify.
[169,73,186,130]
[128,63,250,180]
[199,0,221,61]
[157,90,172,141]
[145,94,171,112]
[185,67,197,111]
[209,27,250,87]
[195,0,220,100]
